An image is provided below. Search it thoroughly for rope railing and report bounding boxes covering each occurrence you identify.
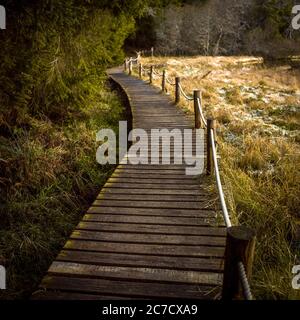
[196,97,207,127]
[210,124,253,301]
[166,76,176,86]
[123,51,256,301]
[238,261,253,300]
[210,129,232,228]
[152,69,163,77]
[178,83,193,101]
[128,56,139,63]
[151,71,161,80]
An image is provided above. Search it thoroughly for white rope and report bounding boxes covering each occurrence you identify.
[178,83,193,101]
[211,127,253,300]
[152,69,163,77]
[210,129,232,228]
[196,98,207,127]
[166,76,175,86]
[238,262,253,300]
[128,57,139,63]
[152,73,160,80]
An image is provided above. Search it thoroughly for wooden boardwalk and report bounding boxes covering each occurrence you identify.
[35,68,226,300]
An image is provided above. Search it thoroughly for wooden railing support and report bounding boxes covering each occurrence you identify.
[162,70,166,92]
[150,66,153,84]
[129,59,132,75]
[139,63,142,78]
[193,90,201,129]
[222,226,256,300]
[175,77,180,104]
[206,118,216,175]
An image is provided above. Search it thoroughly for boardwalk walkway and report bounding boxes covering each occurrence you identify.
[35,68,226,300]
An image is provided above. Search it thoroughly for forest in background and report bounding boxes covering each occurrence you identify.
[0,0,299,299]
[128,0,300,57]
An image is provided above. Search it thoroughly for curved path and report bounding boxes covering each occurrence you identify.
[35,68,226,300]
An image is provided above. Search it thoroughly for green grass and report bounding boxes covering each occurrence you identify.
[0,79,125,299]
[0,2,138,299]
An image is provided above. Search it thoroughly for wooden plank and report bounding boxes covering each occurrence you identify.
[104,182,199,189]
[92,199,215,210]
[64,240,224,257]
[32,291,134,300]
[100,187,207,195]
[97,193,210,202]
[57,250,224,272]
[41,275,220,299]
[107,177,201,185]
[111,172,198,180]
[83,213,221,227]
[77,221,226,236]
[114,169,191,175]
[70,230,225,246]
[87,206,217,218]
[116,164,195,170]
[48,261,223,285]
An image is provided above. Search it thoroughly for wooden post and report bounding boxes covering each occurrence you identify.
[139,63,142,78]
[162,70,166,92]
[222,226,256,300]
[129,59,132,75]
[193,90,201,129]
[175,77,180,104]
[150,66,153,84]
[206,118,216,175]
[124,59,127,72]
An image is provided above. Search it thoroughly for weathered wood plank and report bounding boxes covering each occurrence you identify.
[32,291,134,300]
[77,221,226,236]
[64,240,224,257]
[87,206,217,217]
[57,250,224,272]
[111,172,199,180]
[104,182,200,189]
[100,187,207,195]
[83,213,222,227]
[107,177,201,185]
[97,193,210,202]
[70,230,225,246]
[92,199,215,210]
[40,275,220,299]
[48,262,223,285]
